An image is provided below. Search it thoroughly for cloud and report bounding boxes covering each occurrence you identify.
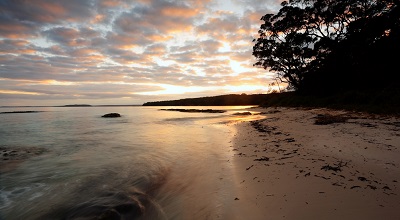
[0,0,282,105]
[0,39,36,55]
[231,0,283,12]
[0,0,95,24]
[44,27,87,47]
[0,14,38,38]
[112,0,203,45]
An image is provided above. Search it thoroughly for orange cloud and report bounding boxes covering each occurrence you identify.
[0,48,35,55]
[8,40,29,47]
[145,44,167,55]
[33,2,68,22]
[0,39,36,55]
[70,48,98,56]
[0,23,36,38]
[21,49,36,54]
[38,2,67,15]
[0,89,42,95]
[57,28,79,38]
[100,0,121,7]
[48,45,66,56]
[147,34,173,42]
[91,14,106,24]
[161,7,198,18]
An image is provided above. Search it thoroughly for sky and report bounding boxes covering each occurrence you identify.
[0,0,283,106]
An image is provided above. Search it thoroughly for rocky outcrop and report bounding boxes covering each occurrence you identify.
[233,111,252,116]
[160,109,226,113]
[101,113,121,118]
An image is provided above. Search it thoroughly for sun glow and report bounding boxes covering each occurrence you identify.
[41,80,77,86]
[224,84,267,93]
[0,90,41,95]
[136,84,213,95]
[229,60,250,74]
[134,82,268,96]
[218,42,231,52]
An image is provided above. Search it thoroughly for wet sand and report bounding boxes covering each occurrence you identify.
[230,107,400,220]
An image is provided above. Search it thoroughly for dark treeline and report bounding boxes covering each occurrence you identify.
[142,94,270,106]
[259,90,400,115]
[253,0,399,94]
[143,91,400,115]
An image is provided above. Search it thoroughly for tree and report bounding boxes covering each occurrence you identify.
[253,0,399,93]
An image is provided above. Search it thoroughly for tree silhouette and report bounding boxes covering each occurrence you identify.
[253,0,399,93]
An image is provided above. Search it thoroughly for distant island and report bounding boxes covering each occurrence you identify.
[0,111,44,114]
[61,104,92,107]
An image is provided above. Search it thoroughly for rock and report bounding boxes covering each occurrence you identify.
[102,113,121,118]
[254,156,269,161]
[233,112,252,116]
[160,109,226,113]
[358,176,368,181]
[314,114,348,125]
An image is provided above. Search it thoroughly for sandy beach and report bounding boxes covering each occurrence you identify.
[230,107,400,220]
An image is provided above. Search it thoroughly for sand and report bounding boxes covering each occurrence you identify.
[229,107,400,220]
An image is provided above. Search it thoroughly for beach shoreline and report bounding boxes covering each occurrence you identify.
[229,107,400,220]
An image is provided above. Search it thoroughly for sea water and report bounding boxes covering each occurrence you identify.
[0,106,261,220]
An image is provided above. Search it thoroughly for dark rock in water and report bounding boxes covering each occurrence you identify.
[233,111,252,116]
[102,113,121,118]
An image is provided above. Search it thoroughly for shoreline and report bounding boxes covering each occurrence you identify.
[229,107,400,220]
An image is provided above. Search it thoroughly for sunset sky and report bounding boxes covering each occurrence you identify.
[0,0,283,106]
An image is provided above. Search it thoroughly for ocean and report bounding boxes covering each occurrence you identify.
[0,106,262,220]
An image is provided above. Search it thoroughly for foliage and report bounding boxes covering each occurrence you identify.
[142,94,271,106]
[143,90,400,115]
[253,0,399,93]
[259,89,400,116]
